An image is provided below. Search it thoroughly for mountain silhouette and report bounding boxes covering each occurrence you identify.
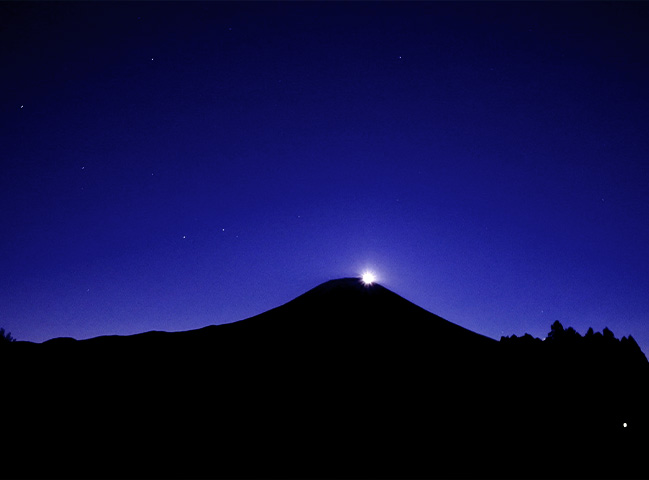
[4,278,648,478]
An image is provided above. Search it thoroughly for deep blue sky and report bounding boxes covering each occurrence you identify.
[2,2,649,354]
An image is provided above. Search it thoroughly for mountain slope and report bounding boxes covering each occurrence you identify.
[227,277,495,342]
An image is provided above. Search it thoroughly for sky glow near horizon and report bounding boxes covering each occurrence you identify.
[1,2,649,355]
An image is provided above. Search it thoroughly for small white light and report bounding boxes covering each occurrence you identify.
[361,271,376,285]
[623,422,627,428]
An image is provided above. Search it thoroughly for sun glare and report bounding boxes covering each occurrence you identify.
[361,271,377,285]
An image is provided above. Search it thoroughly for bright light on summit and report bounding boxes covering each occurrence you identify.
[361,271,377,285]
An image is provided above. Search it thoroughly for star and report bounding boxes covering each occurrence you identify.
[20,105,24,109]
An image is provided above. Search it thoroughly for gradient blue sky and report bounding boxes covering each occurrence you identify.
[2,2,649,354]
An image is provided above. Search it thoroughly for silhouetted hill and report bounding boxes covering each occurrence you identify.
[4,278,648,479]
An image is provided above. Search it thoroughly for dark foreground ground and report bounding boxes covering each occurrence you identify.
[4,279,648,478]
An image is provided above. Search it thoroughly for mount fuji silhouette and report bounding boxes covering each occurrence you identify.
[4,278,648,478]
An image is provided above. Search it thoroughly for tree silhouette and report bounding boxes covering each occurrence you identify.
[547,320,565,341]
[603,327,616,342]
[565,327,580,338]
[0,327,15,343]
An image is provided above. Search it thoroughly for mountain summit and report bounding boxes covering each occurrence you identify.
[224,277,495,348]
[4,277,648,479]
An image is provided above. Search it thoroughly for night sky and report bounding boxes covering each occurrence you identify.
[3,2,649,354]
